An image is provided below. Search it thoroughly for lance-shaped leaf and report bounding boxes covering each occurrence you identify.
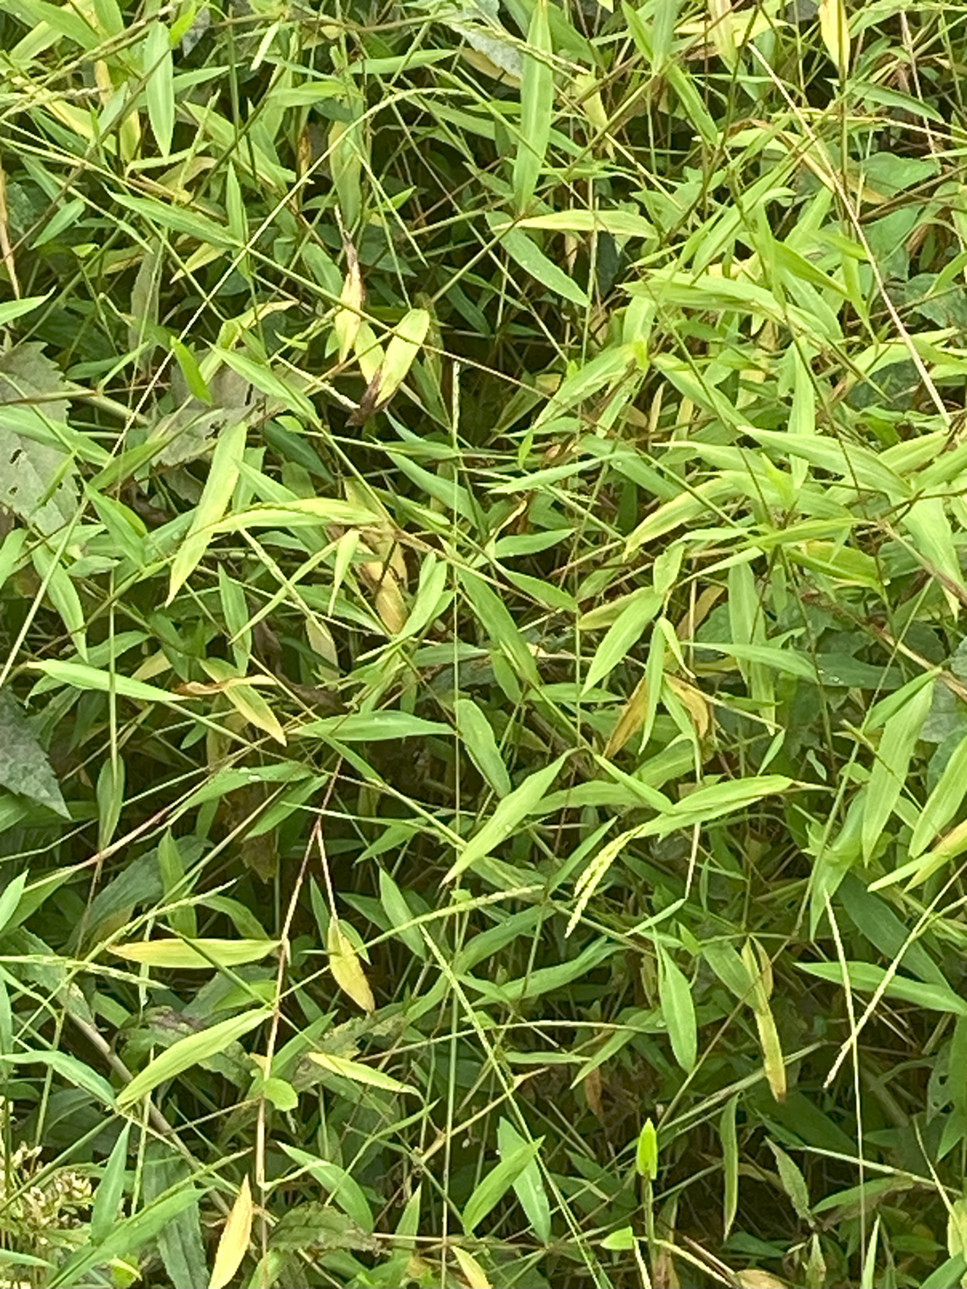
[117,1009,268,1109]
[513,0,552,212]
[0,689,68,817]
[167,420,247,603]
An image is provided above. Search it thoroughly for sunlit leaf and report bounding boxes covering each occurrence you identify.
[208,1176,252,1289]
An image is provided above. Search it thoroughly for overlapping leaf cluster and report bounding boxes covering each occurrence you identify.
[1,0,967,1285]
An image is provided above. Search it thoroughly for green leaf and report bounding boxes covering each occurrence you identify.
[0,872,28,935]
[646,775,793,836]
[0,295,51,327]
[798,961,967,1016]
[32,547,87,659]
[582,590,662,692]
[0,689,68,817]
[281,1146,374,1231]
[112,193,237,248]
[486,213,589,307]
[296,712,451,743]
[862,680,933,861]
[0,1050,115,1106]
[158,829,196,939]
[143,1150,207,1289]
[0,344,79,536]
[497,1119,551,1242]
[462,1140,543,1233]
[378,869,425,959]
[27,661,186,709]
[96,755,125,851]
[215,347,316,423]
[454,698,512,797]
[720,1095,738,1239]
[210,498,374,534]
[144,21,175,158]
[445,754,567,882]
[635,1119,658,1180]
[260,1077,298,1111]
[48,1187,202,1289]
[513,0,552,212]
[91,1122,131,1244]
[167,419,247,602]
[117,1009,269,1109]
[767,1140,812,1224]
[533,344,635,432]
[903,496,967,615]
[458,566,542,688]
[657,943,697,1072]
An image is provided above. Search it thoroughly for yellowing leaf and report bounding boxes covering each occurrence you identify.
[742,941,785,1102]
[376,308,431,407]
[818,0,850,76]
[335,237,363,362]
[352,497,409,634]
[373,576,408,634]
[307,1051,418,1096]
[306,617,339,669]
[708,0,737,67]
[353,320,384,383]
[223,681,287,745]
[327,920,375,1012]
[112,939,278,969]
[604,674,650,758]
[208,1175,253,1289]
[664,674,711,739]
[452,1246,492,1289]
[736,1272,788,1289]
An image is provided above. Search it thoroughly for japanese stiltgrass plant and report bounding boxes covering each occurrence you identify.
[1,0,967,1285]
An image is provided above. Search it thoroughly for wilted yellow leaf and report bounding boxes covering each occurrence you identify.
[306,617,339,669]
[373,575,408,634]
[459,48,521,87]
[605,674,649,758]
[664,674,711,739]
[209,1175,253,1289]
[327,920,375,1012]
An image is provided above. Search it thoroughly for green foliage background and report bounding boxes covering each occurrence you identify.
[1,0,967,1285]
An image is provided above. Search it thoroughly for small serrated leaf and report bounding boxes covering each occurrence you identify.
[0,344,78,535]
[0,690,68,817]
